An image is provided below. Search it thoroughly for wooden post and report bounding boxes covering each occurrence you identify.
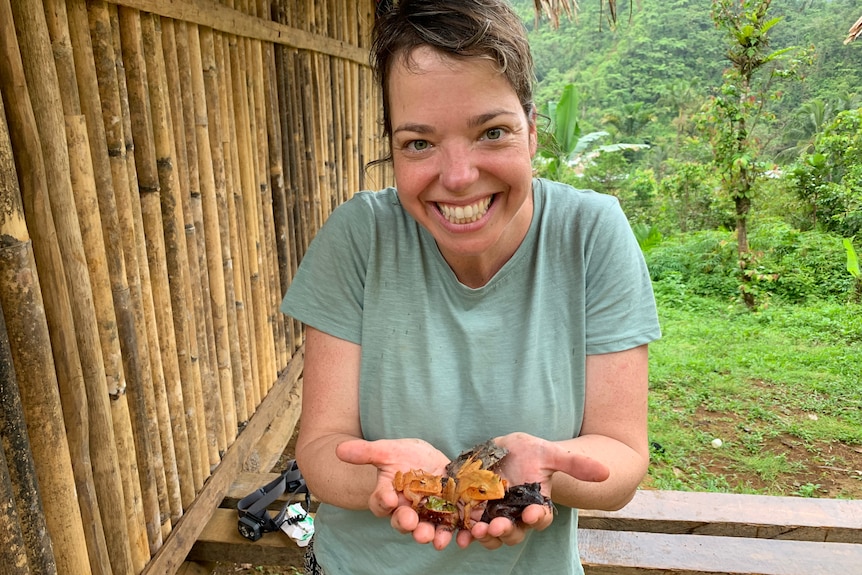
[0,100,58,575]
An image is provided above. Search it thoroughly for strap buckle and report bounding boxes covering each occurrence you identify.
[236,460,310,541]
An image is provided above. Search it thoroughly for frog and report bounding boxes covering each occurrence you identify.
[416,494,459,530]
[448,458,508,528]
[446,439,509,477]
[392,469,444,508]
[480,482,555,523]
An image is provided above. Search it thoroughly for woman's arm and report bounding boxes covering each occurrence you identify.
[294,326,374,509]
[551,344,650,510]
[295,327,451,515]
[466,344,649,548]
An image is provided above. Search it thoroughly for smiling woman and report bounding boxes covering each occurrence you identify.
[280,1,661,574]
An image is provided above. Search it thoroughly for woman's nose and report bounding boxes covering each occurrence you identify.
[438,145,479,191]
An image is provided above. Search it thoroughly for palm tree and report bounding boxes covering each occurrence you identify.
[845,14,862,44]
[533,1,621,29]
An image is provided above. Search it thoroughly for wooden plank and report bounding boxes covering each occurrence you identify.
[220,470,319,511]
[187,508,306,566]
[242,378,302,473]
[579,489,862,543]
[579,529,862,575]
[103,0,369,64]
[140,347,303,575]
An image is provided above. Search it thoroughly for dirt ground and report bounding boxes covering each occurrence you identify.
[213,413,862,575]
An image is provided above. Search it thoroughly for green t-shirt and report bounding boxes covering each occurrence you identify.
[281,178,661,575]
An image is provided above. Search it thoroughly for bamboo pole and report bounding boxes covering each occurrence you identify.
[186,22,230,460]
[198,24,240,443]
[4,2,117,574]
[259,1,290,371]
[241,10,270,406]
[161,16,213,487]
[0,95,58,575]
[88,0,167,552]
[246,8,280,393]
[140,12,204,499]
[0,392,31,574]
[116,5,185,533]
[132,11,196,512]
[64,1,151,569]
[221,27,256,421]
[227,20,264,412]
[212,27,250,429]
[265,11,295,360]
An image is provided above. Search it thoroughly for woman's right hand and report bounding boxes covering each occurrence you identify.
[336,438,456,548]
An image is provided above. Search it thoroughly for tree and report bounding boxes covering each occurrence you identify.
[698,0,809,307]
[536,84,649,181]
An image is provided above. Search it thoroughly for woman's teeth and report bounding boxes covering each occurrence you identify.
[438,197,492,224]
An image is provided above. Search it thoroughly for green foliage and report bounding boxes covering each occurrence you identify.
[631,222,663,252]
[535,83,649,181]
[844,237,862,301]
[646,223,856,304]
[790,108,862,236]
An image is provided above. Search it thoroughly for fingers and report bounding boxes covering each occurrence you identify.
[552,449,610,483]
[335,438,377,466]
[369,486,400,517]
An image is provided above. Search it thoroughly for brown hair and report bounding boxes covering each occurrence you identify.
[371,0,535,147]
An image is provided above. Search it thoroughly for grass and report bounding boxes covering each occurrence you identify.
[646,291,862,498]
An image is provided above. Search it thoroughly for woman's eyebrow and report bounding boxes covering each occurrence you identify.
[394,110,519,135]
[469,110,517,127]
[393,122,434,135]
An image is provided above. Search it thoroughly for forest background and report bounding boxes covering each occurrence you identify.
[510,0,861,498]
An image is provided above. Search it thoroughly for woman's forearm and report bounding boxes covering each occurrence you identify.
[296,433,378,510]
[550,434,649,511]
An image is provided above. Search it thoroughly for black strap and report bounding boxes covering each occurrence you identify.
[237,460,310,540]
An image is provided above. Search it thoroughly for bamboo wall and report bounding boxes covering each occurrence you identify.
[0,0,389,573]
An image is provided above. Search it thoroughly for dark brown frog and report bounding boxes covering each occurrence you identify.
[481,482,554,523]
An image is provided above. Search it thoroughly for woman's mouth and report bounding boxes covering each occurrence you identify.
[436,196,492,224]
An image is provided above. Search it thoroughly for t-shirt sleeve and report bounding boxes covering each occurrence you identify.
[583,197,661,355]
[279,196,371,344]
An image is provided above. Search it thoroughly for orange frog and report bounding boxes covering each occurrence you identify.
[446,458,507,528]
[392,469,444,508]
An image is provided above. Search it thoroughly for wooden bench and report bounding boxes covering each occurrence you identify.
[577,490,862,574]
[188,484,862,574]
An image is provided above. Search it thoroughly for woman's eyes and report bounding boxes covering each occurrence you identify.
[407,139,430,152]
[402,128,507,151]
[484,127,504,140]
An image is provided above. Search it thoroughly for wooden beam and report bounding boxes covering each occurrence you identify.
[579,489,862,543]
[188,508,306,566]
[103,0,369,65]
[242,378,302,473]
[579,529,862,575]
[140,347,304,575]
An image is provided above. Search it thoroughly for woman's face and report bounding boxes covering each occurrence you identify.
[388,47,537,284]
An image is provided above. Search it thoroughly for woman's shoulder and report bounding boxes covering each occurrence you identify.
[534,178,625,231]
[535,178,620,211]
[323,187,403,233]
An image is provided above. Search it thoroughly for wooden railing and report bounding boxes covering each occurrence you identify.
[191,484,862,575]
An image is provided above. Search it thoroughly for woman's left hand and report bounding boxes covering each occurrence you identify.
[456,432,610,550]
